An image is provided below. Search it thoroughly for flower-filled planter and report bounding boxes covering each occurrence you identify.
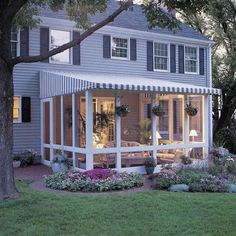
[116,104,130,117]
[152,105,165,116]
[144,157,156,175]
[51,155,68,173]
[185,103,198,116]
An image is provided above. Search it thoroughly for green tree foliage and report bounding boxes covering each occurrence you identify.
[170,0,236,131]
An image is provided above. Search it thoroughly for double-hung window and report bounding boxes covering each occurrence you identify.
[154,43,169,71]
[50,30,71,64]
[111,37,129,59]
[185,46,197,73]
[13,96,21,123]
[11,28,19,58]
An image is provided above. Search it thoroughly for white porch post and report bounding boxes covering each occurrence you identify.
[61,96,64,153]
[204,95,210,155]
[115,93,121,170]
[72,93,77,169]
[184,94,189,156]
[209,46,213,147]
[85,90,94,170]
[151,94,157,161]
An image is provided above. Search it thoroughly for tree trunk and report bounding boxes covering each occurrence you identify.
[214,95,234,133]
[0,58,18,200]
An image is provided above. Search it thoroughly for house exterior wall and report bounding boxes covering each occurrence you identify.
[13,16,212,154]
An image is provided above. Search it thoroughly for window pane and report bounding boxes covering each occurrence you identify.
[154,57,168,70]
[154,43,168,57]
[112,48,128,58]
[112,38,128,48]
[112,37,128,58]
[185,47,197,60]
[50,30,70,63]
[11,42,17,58]
[13,97,20,120]
[185,60,197,73]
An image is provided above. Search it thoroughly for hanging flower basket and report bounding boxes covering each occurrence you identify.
[116,105,130,117]
[152,105,165,116]
[185,103,198,116]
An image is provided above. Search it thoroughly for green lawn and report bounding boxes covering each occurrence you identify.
[1,181,236,236]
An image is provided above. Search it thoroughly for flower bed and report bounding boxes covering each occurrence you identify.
[44,169,144,192]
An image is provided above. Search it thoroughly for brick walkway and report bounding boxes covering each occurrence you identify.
[14,164,52,181]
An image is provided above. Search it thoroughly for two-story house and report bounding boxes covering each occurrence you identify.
[12,1,220,173]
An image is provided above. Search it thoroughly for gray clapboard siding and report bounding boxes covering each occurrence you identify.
[13,21,210,154]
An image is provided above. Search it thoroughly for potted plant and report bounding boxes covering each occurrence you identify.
[116,104,130,117]
[152,105,165,116]
[185,103,198,116]
[13,154,21,168]
[51,152,68,173]
[144,157,156,175]
[180,155,193,165]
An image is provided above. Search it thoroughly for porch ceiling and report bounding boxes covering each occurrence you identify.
[40,70,221,98]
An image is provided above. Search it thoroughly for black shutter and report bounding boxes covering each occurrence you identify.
[40,27,49,63]
[103,35,111,58]
[147,104,152,119]
[73,31,80,65]
[130,38,137,61]
[178,45,184,74]
[170,44,176,73]
[199,48,205,75]
[20,27,29,57]
[147,41,153,71]
[22,97,31,123]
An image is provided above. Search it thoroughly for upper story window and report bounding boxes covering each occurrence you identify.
[185,46,197,73]
[111,37,129,59]
[50,30,71,64]
[154,43,169,71]
[11,28,19,58]
[13,96,21,123]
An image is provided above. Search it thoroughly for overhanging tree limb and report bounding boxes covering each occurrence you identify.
[11,0,133,65]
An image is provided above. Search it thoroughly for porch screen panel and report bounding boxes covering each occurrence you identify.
[158,100,169,141]
[53,96,61,145]
[64,95,72,146]
[121,92,152,146]
[43,102,50,144]
[92,91,115,149]
[189,96,203,143]
[76,93,86,148]
[173,96,183,142]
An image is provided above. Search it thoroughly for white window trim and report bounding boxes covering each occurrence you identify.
[184,45,199,74]
[11,29,20,57]
[13,95,22,124]
[49,29,72,65]
[153,42,170,72]
[110,36,130,60]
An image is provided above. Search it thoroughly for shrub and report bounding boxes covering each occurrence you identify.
[151,169,182,190]
[177,169,212,185]
[226,159,236,175]
[15,149,37,166]
[215,128,236,154]
[44,169,144,192]
[188,177,227,193]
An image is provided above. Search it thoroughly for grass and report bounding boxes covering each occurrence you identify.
[0,181,236,236]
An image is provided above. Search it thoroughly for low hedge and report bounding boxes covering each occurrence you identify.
[44,169,144,192]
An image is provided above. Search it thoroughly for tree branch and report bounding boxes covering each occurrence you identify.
[11,0,133,65]
[5,0,29,20]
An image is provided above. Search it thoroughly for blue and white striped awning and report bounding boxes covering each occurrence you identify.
[40,70,221,99]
